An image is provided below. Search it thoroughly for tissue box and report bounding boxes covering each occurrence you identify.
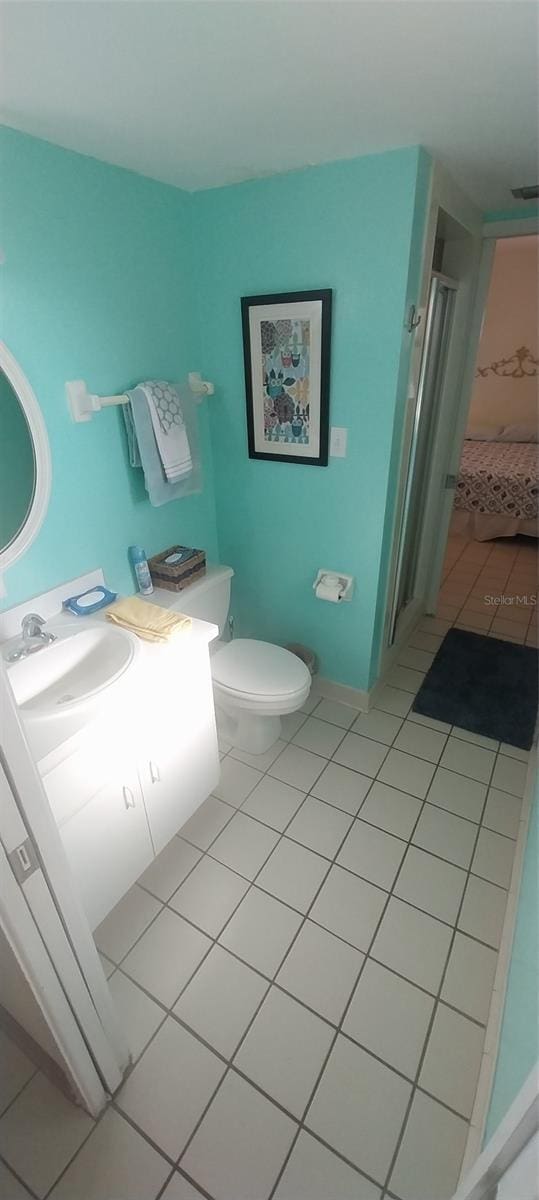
[148,545,206,592]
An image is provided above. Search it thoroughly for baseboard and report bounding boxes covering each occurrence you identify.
[458,746,538,1181]
[311,675,371,712]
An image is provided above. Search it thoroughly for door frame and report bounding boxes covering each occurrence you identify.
[0,663,129,1115]
[378,162,483,681]
[387,270,459,646]
[379,198,538,682]
[420,235,495,614]
[0,830,105,1115]
[423,214,538,614]
[451,1067,538,1200]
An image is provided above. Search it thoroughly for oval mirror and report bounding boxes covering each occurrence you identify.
[0,343,51,582]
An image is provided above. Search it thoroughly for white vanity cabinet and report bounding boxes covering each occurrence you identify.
[135,637,219,855]
[59,767,152,930]
[37,625,220,930]
[138,729,219,857]
[41,722,154,930]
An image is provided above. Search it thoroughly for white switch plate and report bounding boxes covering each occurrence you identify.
[330,427,348,458]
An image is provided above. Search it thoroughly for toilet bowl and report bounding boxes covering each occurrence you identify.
[161,563,312,755]
[211,638,311,754]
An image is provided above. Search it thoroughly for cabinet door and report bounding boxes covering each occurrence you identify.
[42,731,129,828]
[141,726,219,856]
[60,771,153,930]
[140,653,220,855]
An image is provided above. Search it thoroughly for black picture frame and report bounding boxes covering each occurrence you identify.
[241,289,332,466]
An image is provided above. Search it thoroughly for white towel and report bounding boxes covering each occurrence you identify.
[140,381,193,482]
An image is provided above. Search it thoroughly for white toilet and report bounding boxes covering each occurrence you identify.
[176,565,311,753]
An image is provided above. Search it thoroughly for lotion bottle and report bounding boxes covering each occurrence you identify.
[128,545,154,596]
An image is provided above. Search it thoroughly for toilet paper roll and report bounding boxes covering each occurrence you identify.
[315,575,343,603]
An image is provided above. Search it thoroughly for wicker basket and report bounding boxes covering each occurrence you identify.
[148,545,206,592]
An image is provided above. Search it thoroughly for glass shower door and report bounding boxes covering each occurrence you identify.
[388,273,457,644]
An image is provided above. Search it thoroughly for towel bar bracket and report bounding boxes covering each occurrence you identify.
[66,373,214,423]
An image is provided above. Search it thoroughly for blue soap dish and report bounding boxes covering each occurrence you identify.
[62,585,117,616]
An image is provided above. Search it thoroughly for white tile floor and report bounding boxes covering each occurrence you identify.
[0,534,535,1200]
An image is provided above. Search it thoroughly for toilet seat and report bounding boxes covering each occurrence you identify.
[212,638,311,712]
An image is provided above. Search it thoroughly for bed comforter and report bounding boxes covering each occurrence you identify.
[455,440,539,519]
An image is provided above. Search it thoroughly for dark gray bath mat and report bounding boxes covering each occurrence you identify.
[412,627,538,750]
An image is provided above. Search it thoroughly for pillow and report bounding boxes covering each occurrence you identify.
[465,425,504,440]
[497,424,538,443]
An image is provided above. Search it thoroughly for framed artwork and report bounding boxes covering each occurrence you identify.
[241,289,332,465]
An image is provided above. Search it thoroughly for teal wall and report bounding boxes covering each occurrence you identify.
[485,778,539,1141]
[0,369,35,550]
[2,124,537,1150]
[483,205,538,224]
[1,129,431,691]
[0,127,218,605]
[192,148,430,689]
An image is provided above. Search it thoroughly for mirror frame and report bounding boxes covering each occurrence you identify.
[0,341,52,579]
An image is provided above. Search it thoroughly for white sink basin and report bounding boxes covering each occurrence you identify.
[6,622,137,717]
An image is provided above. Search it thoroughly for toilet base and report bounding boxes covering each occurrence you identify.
[216,703,282,755]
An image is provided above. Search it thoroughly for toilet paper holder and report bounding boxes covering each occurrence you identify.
[313,570,354,602]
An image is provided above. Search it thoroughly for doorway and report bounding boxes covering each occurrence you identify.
[383,201,480,661]
[383,214,538,674]
[432,230,538,644]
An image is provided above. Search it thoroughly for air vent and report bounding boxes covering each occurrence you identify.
[511,184,539,200]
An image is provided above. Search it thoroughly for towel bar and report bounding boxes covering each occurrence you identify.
[66,372,215,423]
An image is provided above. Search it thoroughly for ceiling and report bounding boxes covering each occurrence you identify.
[1,1,538,209]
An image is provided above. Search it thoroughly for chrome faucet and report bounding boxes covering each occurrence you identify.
[7,613,57,661]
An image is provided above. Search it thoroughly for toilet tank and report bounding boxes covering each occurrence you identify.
[168,564,234,633]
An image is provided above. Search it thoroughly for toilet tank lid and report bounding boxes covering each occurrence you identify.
[212,638,310,697]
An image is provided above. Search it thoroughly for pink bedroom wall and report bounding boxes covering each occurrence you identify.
[467,234,538,431]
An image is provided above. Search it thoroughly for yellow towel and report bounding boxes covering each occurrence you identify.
[106,596,191,643]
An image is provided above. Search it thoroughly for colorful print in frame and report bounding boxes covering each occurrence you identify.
[241,290,332,465]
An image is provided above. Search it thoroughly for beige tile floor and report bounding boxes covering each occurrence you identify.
[0,533,535,1200]
[438,528,537,646]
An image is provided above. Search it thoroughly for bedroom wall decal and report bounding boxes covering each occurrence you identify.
[467,237,537,431]
[476,345,538,379]
[241,289,332,466]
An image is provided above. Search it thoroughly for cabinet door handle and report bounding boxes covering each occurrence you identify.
[149,761,160,784]
[123,785,136,810]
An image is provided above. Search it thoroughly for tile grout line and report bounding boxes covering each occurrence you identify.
[102,694,518,1181]
[0,1062,39,1123]
[5,538,534,1198]
[90,588,529,1193]
[266,724,449,1198]
[282,668,511,1181]
[96,784,252,970]
[379,737,502,1198]
[41,1097,114,1200]
[0,1149,41,1200]
[71,779,512,1180]
[170,732,369,1188]
[120,867,499,1041]
[442,536,536,643]
[160,703,418,1195]
[91,684,521,1195]
[109,733,339,1194]
[148,827,511,952]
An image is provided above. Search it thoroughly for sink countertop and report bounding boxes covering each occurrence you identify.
[2,591,219,766]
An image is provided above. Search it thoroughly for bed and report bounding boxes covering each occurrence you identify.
[453,438,539,541]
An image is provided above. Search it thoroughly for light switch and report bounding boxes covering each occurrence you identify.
[330,427,348,458]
